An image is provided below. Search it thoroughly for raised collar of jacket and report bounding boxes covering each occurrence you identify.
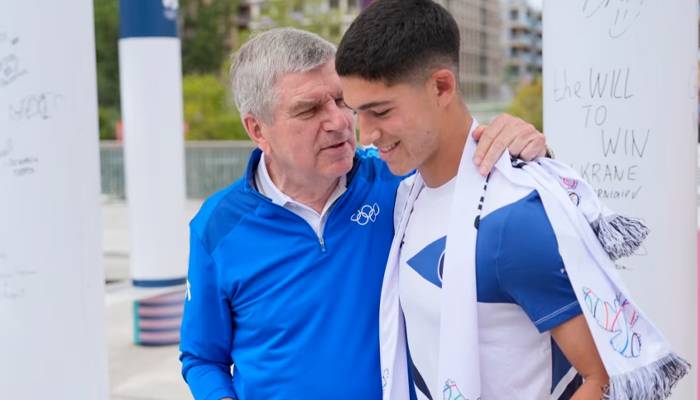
[255,152,347,214]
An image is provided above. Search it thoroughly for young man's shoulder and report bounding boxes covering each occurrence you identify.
[479,187,557,264]
[478,186,582,332]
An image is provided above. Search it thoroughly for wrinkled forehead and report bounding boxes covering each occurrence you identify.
[273,62,342,108]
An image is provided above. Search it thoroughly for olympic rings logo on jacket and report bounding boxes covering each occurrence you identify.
[351,203,380,226]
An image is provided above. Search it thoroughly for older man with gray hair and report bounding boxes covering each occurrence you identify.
[179,27,547,400]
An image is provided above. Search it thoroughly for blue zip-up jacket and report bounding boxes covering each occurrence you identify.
[180,148,403,400]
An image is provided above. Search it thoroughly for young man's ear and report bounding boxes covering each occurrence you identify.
[243,114,270,153]
[430,68,458,108]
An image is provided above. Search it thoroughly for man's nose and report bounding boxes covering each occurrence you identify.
[357,114,380,147]
[322,101,351,132]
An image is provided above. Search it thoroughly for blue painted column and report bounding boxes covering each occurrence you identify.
[119,0,187,344]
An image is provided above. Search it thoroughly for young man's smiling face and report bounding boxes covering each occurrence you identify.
[341,75,444,177]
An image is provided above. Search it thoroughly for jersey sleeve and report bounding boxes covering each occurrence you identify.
[496,192,582,333]
[179,228,237,400]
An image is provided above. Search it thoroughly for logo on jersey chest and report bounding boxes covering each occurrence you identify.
[351,202,380,226]
[406,236,446,288]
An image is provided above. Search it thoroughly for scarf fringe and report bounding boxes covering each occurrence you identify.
[593,214,650,260]
[605,353,691,400]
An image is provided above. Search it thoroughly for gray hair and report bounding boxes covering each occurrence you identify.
[230,28,337,122]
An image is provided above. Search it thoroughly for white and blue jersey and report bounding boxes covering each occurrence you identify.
[180,148,403,400]
[399,172,583,400]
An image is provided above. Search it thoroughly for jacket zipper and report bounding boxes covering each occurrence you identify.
[250,189,333,252]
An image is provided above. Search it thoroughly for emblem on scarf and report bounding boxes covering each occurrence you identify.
[443,379,472,400]
[583,287,642,358]
[561,177,581,206]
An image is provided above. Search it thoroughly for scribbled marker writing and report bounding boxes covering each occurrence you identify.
[600,128,649,158]
[9,92,64,121]
[0,139,12,159]
[7,156,39,177]
[0,54,27,87]
[581,0,646,39]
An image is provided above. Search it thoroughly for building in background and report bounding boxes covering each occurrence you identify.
[435,0,504,101]
[502,0,542,87]
[240,0,505,102]
[239,0,359,43]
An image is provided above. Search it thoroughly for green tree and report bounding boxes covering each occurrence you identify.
[254,0,350,44]
[506,77,543,132]
[94,0,120,108]
[94,0,121,139]
[93,0,246,140]
[98,107,121,140]
[183,74,248,140]
[180,0,239,74]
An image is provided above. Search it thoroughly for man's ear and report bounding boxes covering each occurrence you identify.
[243,114,271,153]
[429,68,458,108]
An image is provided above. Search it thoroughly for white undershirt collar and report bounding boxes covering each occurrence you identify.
[255,152,347,238]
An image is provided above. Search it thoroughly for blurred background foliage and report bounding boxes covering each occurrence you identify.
[94,0,543,140]
[183,74,248,140]
[94,0,121,140]
[507,77,543,132]
[95,0,248,140]
[94,0,356,141]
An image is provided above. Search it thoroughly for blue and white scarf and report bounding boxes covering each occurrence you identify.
[379,130,689,400]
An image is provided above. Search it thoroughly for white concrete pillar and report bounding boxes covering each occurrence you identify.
[0,0,108,398]
[543,1,698,397]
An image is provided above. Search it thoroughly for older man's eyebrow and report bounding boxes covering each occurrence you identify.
[356,100,392,111]
[288,99,322,115]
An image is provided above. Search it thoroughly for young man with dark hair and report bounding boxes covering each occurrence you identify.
[337,1,687,399]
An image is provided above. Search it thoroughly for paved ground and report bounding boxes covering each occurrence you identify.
[104,198,202,400]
